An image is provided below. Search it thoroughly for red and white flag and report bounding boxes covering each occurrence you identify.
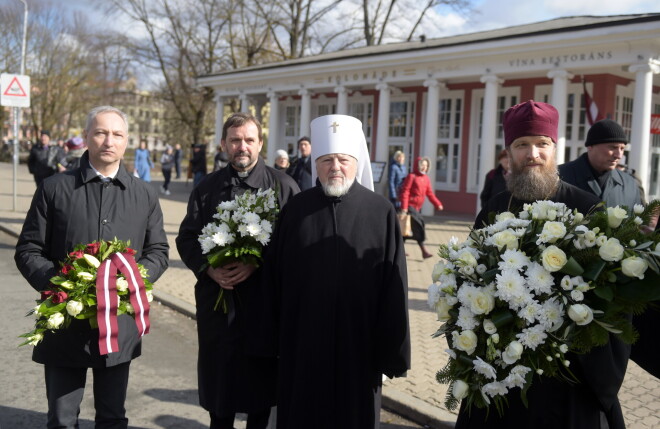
[583,78,603,126]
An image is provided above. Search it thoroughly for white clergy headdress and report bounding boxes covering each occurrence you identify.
[310,114,374,191]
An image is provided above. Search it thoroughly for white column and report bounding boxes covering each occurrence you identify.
[375,82,392,197]
[628,61,660,200]
[214,94,224,148]
[334,86,348,115]
[299,88,311,138]
[478,74,502,213]
[239,93,250,113]
[547,69,573,165]
[422,78,443,215]
[267,91,280,165]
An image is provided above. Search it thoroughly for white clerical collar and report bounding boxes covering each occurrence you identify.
[90,163,119,182]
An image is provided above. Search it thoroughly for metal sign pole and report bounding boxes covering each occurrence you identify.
[12,0,28,212]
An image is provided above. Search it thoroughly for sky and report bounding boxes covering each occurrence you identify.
[431,0,659,37]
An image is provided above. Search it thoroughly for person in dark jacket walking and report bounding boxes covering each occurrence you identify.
[176,113,299,429]
[27,130,64,185]
[479,149,509,208]
[286,136,313,191]
[174,143,183,178]
[190,143,208,187]
[15,106,169,429]
[388,150,407,208]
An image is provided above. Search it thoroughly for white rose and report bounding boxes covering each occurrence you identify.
[483,319,497,335]
[502,341,524,365]
[540,221,566,243]
[452,380,469,400]
[46,312,65,329]
[496,211,516,222]
[598,238,624,262]
[83,253,101,268]
[596,235,608,247]
[457,250,478,268]
[432,262,446,282]
[621,256,649,279]
[568,304,594,325]
[452,330,478,355]
[65,300,84,317]
[541,246,567,272]
[469,289,495,315]
[116,278,129,292]
[607,206,628,228]
[573,212,584,224]
[435,297,453,322]
[491,230,519,251]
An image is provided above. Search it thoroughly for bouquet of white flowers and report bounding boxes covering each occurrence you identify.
[429,200,660,415]
[198,188,278,312]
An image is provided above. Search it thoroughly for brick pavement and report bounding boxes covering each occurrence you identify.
[2,161,659,428]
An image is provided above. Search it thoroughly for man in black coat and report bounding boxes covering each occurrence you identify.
[27,130,64,185]
[464,101,626,429]
[262,115,410,429]
[558,118,643,209]
[176,113,299,429]
[15,106,169,429]
[286,136,313,191]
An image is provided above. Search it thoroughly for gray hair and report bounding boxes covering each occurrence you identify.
[275,149,289,159]
[85,106,129,133]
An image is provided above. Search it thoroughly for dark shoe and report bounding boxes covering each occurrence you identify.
[422,251,433,259]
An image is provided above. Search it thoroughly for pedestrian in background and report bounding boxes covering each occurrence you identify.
[273,149,289,171]
[160,145,175,195]
[399,156,444,259]
[213,145,229,172]
[134,141,154,182]
[388,150,407,208]
[174,143,183,179]
[58,137,87,171]
[27,130,64,185]
[286,136,313,191]
[479,149,509,208]
[190,143,207,187]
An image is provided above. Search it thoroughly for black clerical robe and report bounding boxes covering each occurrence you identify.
[264,182,410,429]
[460,181,627,429]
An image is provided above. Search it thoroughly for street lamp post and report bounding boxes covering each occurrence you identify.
[12,0,28,211]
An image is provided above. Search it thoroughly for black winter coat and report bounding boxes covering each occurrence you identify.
[176,157,299,415]
[15,152,169,368]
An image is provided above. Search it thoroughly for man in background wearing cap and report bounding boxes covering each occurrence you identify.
[58,136,87,171]
[259,114,410,429]
[27,130,65,185]
[559,118,643,209]
[177,112,299,429]
[466,101,627,429]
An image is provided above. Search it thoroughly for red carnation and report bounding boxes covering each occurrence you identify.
[85,242,101,255]
[41,290,68,303]
[61,264,74,275]
[126,247,136,255]
[69,250,84,260]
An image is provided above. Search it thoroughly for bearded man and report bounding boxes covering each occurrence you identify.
[259,114,410,429]
[462,101,627,429]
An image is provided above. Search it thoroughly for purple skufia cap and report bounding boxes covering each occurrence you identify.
[66,137,85,149]
[503,100,558,146]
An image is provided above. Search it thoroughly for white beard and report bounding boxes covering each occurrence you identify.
[323,177,355,197]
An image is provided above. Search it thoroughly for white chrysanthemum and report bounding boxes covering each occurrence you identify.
[256,233,270,246]
[634,204,644,215]
[260,219,272,234]
[456,306,479,331]
[482,381,508,398]
[539,298,564,332]
[428,283,441,309]
[218,200,237,211]
[439,273,457,292]
[524,263,554,295]
[495,270,527,305]
[200,237,216,254]
[212,230,235,247]
[634,217,643,225]
[518,301,542,324]
[237,224,249,236]
[516,324,547,350]
[499,249,530,271]
[504,365,531,389]
[473,357,497,380]
[245,223,262,236]
[242,212,260,225]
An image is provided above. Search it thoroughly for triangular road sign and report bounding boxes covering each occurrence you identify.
[3,76,27,97]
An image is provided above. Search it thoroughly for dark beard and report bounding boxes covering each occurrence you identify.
[506,161,559,202]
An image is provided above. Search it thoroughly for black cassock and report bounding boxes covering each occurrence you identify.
[176,158,299,416]
[261,182,410,429]
[461,180,628,429]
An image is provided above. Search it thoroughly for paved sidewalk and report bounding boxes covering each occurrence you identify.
[2,162,659,428]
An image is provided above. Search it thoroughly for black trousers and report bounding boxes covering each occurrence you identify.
[210,408,271,429]
[44,362,131,429]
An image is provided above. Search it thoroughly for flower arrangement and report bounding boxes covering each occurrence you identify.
[428,200,660,415]
[198,187,278,312]
[20,238,153,352]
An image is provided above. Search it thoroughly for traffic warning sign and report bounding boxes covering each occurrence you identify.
[1,74,30,108]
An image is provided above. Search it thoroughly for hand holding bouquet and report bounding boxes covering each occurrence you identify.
[428,200,660,414]
[20,238,153,355]
[198,188,278,312]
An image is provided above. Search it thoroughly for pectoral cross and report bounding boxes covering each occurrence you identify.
[330,121,340,133]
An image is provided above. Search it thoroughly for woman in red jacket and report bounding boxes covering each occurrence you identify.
[400,157,444,259]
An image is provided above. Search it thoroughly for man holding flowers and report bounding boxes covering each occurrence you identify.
[15,106,169,428]
[176,113,298,429]
[461,101,627,429]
